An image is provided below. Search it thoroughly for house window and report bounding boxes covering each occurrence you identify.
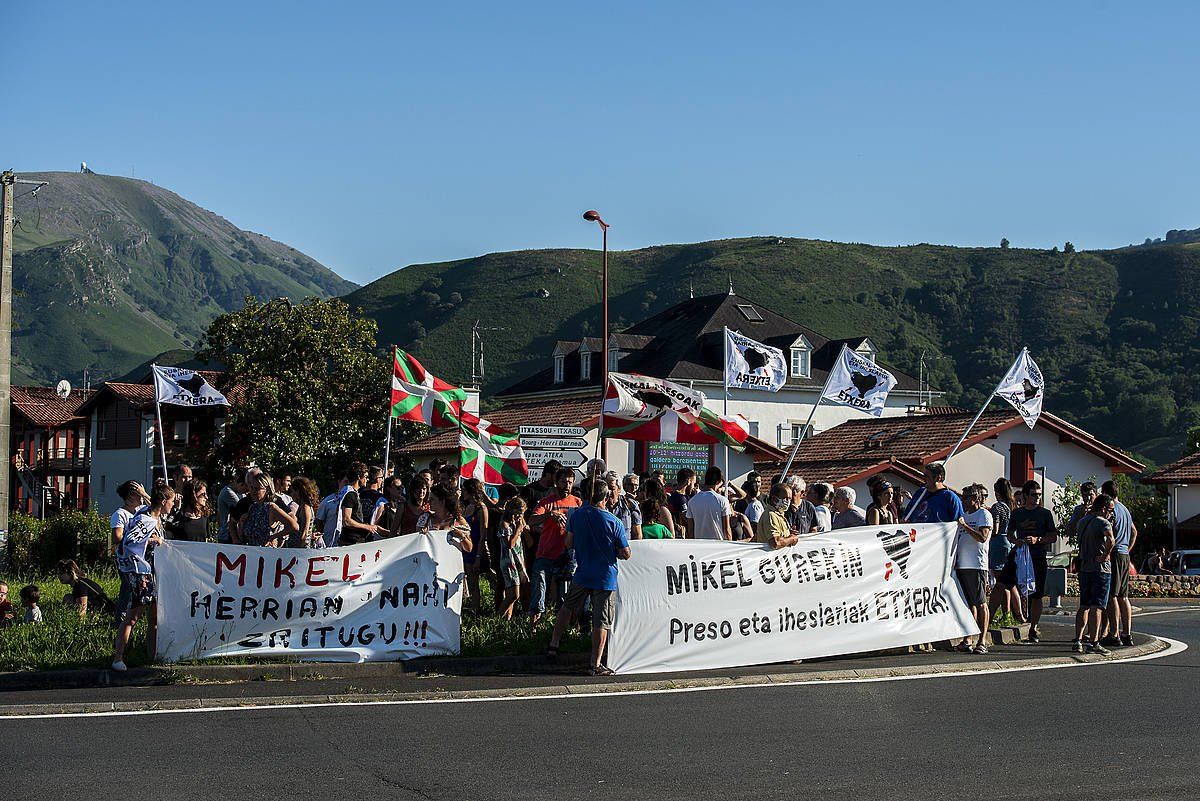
[856,339,877,363]
[1010,444,1035,485]
[553,355,565,384]
[581,351,592,381]
[736,304,764,322]
[781,422,813,446]
[172,420,190,444]
[790,347,810,378]
[608,349,619,373]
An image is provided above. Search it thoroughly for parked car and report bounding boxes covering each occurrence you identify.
[1169,550,1200,576]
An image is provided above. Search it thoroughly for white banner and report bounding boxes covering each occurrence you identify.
[154,533,464,663]
[608,523,978,674]
[994,348,1044,429]
[821,345,898,417]
[725,329,787,392]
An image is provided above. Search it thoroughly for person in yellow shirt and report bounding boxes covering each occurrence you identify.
[756,484,799,549]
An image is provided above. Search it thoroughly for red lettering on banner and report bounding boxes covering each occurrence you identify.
[215,552,247,586]
[306,556,331,587]
[342,554,362,582]
[274,557,298,589]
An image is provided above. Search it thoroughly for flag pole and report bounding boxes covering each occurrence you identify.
[902,371,1006,521]
[154,393,169,485]
[780,345,843,481]
[383,416,393,476]
[722,326,730,498]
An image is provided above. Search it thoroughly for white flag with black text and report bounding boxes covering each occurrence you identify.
[725,329,787,392]
[994,348,1043,429]
[821,346,897,417]
[152,364,230,408]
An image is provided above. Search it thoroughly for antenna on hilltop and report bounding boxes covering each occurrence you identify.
[471,320,507,387]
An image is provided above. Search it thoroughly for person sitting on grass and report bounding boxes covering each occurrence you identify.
[545,476,631,676]
[57,559,116,618]
[112,483,175,672]
[19,584,42,624]
[0,583,14,628]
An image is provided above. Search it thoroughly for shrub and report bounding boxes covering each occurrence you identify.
[5,509,110,574]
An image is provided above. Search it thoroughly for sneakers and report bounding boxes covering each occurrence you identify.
[1071,640,1084,654]
[111,660,128,672]
[1086,643,1111,656]
[1120,635,1134,647]
[1026,627,1040,643]
[588,664,615,676]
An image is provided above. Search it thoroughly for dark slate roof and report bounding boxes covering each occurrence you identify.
[1143,451,1200,484]
[11,386,95,427]
[498,291,923,398]
[752,457,926,488]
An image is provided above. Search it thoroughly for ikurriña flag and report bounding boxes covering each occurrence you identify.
[391,348,468,428]
[994,348,1044,429]
[820,346,898,417]
[725,329,787,392]
[152,365,229,407]
[457,415,529,486]
[602,372,749,449]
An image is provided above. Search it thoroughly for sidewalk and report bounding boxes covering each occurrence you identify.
[0,626,1166,717]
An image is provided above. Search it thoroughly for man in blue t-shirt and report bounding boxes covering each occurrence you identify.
[547,476,631,676]
[1100,480,1138,647]
[904,462,966,525]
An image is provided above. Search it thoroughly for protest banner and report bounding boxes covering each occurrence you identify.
[154,532,465,663]
[608,523,977,674]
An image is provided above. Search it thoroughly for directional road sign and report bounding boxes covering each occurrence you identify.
[518,425,587,438]
[525,449,587,469]
[520,437,588,450]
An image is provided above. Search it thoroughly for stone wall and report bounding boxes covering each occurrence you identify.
[1066,574,1200,598]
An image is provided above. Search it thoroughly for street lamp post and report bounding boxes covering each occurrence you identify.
[1173,483,1189,553]
[583,210,609,464]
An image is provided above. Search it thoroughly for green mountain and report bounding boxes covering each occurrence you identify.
[10,172,356,385]
[346,237,1200,465]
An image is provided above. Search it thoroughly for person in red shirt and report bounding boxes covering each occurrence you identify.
[528,468,582,624]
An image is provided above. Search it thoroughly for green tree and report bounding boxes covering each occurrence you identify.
[1064,241,1075,253]
[1000,238,1010,249]
[1187,425,1200,456]
[198,297,408,482]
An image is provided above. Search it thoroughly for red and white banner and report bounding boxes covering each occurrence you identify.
[154,533,465,663]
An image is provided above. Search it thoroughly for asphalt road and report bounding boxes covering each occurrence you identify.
[3,602,1197,801]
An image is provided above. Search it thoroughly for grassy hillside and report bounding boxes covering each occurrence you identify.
[10,172,356,385]
[346,237,1200,464]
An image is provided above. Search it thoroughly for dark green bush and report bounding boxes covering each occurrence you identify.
[5,509,110,574]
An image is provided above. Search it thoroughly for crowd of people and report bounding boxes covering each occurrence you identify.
[15,453,1143,673]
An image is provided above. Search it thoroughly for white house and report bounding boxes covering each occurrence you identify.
[775,406,1144,552]
[1143,452,1200,549]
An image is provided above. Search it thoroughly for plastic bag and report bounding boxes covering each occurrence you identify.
[1014,544,1036,597]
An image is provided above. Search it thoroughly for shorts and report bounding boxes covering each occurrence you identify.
[561,584,615,631]
[1078,572,1112,609]
[955,568,987,606]
[116,571,156,619]
[1109,554,1131,598]
[997,550,1049,599]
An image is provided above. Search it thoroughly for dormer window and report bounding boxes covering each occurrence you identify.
[856,338,877,363]
[789,334,812,379]
[580,343,592,381]
[608,349,619,373]
[554,355,565,384]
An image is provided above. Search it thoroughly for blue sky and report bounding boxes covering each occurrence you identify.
[9,1,1200,285]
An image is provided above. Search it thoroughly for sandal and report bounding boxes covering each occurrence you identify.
[954,641,972,652]
[589,664,615,676]
[973,644,989,655]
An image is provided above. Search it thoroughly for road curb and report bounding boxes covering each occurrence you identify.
[0,636,1168,718]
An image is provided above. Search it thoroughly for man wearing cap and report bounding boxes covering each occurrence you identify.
[110,480,150,547]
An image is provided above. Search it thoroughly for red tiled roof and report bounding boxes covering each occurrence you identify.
[10,386,95,427]
[1143,451,1200,484]
[787,408,1143,473]
[77,371,236,415]
[398,394,602,456]
[753,457,925,488]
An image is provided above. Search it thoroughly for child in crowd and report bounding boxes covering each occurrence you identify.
[20,584,43,624]
[58,559,117,618]
[496,498,530,620]
[0,582,14,628]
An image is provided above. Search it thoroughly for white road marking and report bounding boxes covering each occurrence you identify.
[1133,608,1200,617]
[0,636,1188,722]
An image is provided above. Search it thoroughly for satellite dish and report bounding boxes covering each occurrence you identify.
[56,380,72,399]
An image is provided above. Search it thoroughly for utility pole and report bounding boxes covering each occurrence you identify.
[0,171,47,568]
[0,172,15,563]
